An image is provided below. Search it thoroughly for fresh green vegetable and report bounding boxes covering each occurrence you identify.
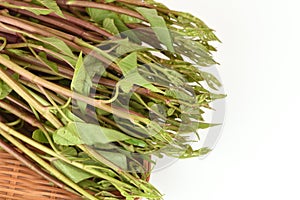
[0,0,224,199]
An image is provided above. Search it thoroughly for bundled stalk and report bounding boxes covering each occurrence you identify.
[0,0,224,199]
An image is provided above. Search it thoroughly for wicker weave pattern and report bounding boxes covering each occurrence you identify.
[0,151,81,200]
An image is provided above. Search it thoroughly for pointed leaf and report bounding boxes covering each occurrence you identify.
[118,52,137,76]
[32,129,49,143]
[53,126,82,146]
[38,52,58,72]
[69,122,132,145]
[0,73,19,100]
[0,2,53,16]
[34,0,64,17]
[103,18,119,35]
[120,72,163,93]
[37,36,74,58]
[71,52,92,113]
[136,7,174,52]
[198,122,221,129]
[52,160,93,183]
[96,150,127,170]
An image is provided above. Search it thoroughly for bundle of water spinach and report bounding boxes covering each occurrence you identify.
[0,0,224,199]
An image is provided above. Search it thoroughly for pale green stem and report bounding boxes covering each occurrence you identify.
[0,127,97,200]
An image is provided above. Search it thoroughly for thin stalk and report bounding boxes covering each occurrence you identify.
[2,0,113,38]
[1,14,122,73]
[0,54,149,123]
[5,95,33,113]
[0,100,42,128]
[19,79,67,106]
[0,122,140,192]
[79,145,161,197]
[58,0,145,21]
[0,67,63,129]
[4,7,103,42]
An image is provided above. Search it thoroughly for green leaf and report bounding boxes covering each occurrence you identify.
[60,147,78,157]
[198,122,220,129]
[63,109,85,123]
[33,0,64,18]
[32,129,49,143]
[7,49,28,56]
[179,147,211,158]
[96,108,111,116]
[52,160,93,183]
[165,89,193,101]
[173,35,217,66]
[0,73,18,100]
[103,18,119,35]
[118,52,138,76]
[25,7,53,15]
[37,36,74,58]
[96,150,128,170]
[120,14,142,24]
[136,7,174,52]
[87,8,137,40]
[200,71,222,90]
[53,126,82,146]
[167,107,176,116]
[0,2,53,16]
[69,122,133,145]
[118,52,163,93]
[125,138,148,148]
[114,38,149,55]
[38,52,58,72]
[71,52,92,113]
[87,8,113,23]
[105,0,116,3]
[209,93,227,100]
[53,121,136,146]
[120,72,163,93]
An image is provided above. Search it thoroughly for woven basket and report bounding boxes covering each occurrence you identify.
[0,150,150,200]
[0,150,82,200]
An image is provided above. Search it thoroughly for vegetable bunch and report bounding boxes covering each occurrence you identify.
[0,0,224,199]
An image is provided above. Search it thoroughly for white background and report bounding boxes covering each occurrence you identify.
[151,0,300,200]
